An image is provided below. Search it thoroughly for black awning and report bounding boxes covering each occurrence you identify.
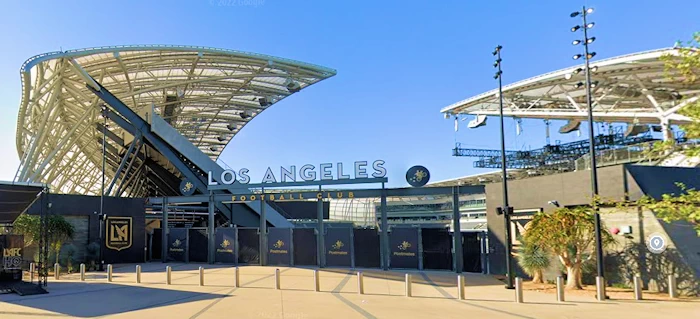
[0,181,44,225]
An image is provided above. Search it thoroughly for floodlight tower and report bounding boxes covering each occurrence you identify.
[493,45,514,290]
[571,6,606,301]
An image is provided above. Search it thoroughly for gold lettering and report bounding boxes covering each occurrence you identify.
[337,192,343,199]
[278,194,285,200]
[250,195,256,201]
[299,193,304,199]
[3,248,22,257]
[241,195,246,201]
[232,196,237,202]
[327,192,332,199]
[348,192,355,199]
[269,194,275,201]
[110,225,128,241]
[316,193,322,199]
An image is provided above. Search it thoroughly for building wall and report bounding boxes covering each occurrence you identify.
[484,164,700,295]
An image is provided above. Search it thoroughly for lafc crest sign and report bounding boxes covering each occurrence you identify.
[106,217,133,251]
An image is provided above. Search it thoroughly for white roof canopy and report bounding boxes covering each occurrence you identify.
[441,48,700,125]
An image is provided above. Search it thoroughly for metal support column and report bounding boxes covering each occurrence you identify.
[380,183,388,270]
[317,185,324,268]
[260,188,267,266]
[162,197,168,263]
[208,192,215,264]
[453,186,463,273]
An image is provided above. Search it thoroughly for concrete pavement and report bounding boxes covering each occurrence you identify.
[1,264,698,318]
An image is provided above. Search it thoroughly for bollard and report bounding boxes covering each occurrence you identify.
[514,277,523,303]
[314,269,320,292]
[29,263,35,283]
[405,274,412,297]
[80,263,86,281]
[107,264,113,282]
[234,266,240,287]
[556,276,565,302]
[166,266,172,285]
[457,275,465,300]
[199,267,204,286]
[357,271,364,295]
[136,265,141,283]
[275,268,281,290]
[54,263,60,280]
[669,275,678,298]
[596,276,606,301]
[634,275,643,300]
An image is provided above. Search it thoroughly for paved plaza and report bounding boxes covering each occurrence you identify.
[0,264,698,319]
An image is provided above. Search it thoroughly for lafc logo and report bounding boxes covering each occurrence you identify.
[106,217,132,251]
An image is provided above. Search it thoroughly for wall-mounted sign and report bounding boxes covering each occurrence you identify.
[180,179,196,196]
[229,191,357,203]
[1,235,23,270]
[406,165,430,187]
[105,217,133,251]
[208,160,386,186]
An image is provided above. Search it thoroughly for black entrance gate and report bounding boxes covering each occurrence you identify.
[293,228,317,266]
[421,228,453,270]
[188,229,208,262]
[237,228,260,264]
[353,228,380,268]
[462,232,482,273]
[389,227,419,269]
[152,228,162,260]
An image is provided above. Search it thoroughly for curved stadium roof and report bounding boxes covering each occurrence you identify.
[441,48,700,125]
[15,45,336,196]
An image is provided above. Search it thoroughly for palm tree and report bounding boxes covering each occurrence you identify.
[516,234,550,284]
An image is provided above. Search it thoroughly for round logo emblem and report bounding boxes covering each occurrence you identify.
[179,179,196,196]
[646,232,667,254]
[406,165,430,187]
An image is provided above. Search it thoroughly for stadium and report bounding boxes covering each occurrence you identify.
[1,44,699,297]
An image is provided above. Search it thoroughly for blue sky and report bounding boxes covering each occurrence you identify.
[0,0,698,187]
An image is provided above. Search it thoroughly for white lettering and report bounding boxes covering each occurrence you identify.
[337,163,350,179]
[320,163,333,180]
[220,169,236,184]
[281,165,296,182]
[372,160,387,178]
[300,164,316,181]
[208,171,219,186]
[238,168,250,184]
[355,161,368,179]
[262,167,277,183]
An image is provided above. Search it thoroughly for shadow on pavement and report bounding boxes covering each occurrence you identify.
[0,281,228,318]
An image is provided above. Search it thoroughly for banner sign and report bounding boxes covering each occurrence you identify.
[105,217,133,251]
[325,228,352,267]
[0,235,24,270]
[267,228,292,266]
[168,228,188,262]
[208,160,386,186]
[389,228,419,269]
[215,228,236,264]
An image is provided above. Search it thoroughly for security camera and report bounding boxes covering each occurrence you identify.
[547,200,560,207]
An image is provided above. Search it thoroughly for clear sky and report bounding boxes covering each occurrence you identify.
[0,0,698,188]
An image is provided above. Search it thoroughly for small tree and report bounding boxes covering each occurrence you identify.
[516,234,550,284]
[638,183,700,236]
[524,207,614,289]
[13,214,75,264]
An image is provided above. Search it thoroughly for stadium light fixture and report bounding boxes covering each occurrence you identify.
[590,66,598,72]
[493,58,502,68]
[574,82,584,89]
[573,54,583,60]
[573,67,584,74]
[570,11,580,18]
[570,5,606,300]
[492,44,514,291]
[259,96,272,107]
[571,25,581,32]
[572,39,582,45]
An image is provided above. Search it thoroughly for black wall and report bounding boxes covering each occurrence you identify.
[273,201,329,220]
[28,193,145,264]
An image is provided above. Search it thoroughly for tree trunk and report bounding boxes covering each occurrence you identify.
[530,269,543,284]
[566,264,583,289]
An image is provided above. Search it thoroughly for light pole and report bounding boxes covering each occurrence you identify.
[571,6,605,300]
[493,45,514,289]
[100,105,107,272]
